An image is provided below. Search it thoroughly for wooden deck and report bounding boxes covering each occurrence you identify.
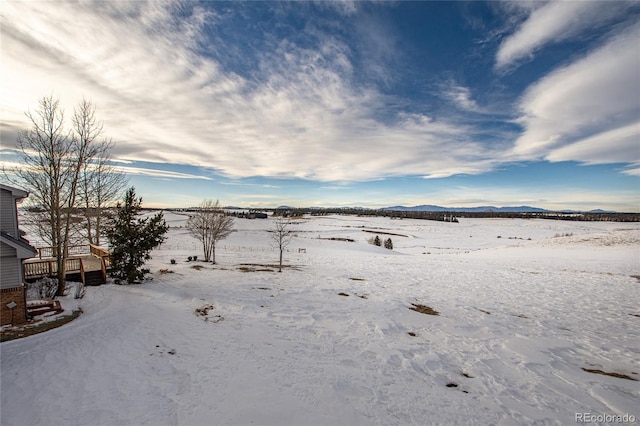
[23,244,111,286]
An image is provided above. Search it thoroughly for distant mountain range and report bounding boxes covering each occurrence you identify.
[22,205,621,214]
[382,205,616,213]
[263,205,616,213]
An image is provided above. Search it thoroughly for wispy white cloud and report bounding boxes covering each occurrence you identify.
[495,0,633,70]
[510,24,640,165]
[1,0,504,184]
[439,81,479,112]
[219,181,280,189]
[228,193,279,200]
[545,123,639,165]
[621,167,640,177]
[1,149,211,181]
[320,184,352,191]
[352,12,400,86]
[114,165,213,181]
[319,0,359,17]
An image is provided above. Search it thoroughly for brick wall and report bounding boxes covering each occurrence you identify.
[0,286,27,326]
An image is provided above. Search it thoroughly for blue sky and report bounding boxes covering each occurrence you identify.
[1,1,639,211]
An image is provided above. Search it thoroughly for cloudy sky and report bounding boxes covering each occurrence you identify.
[1,1,639,211]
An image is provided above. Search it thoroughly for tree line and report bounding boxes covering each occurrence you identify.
[274,208,640,222]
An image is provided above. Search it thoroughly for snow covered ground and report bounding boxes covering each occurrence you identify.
[2,215,639,425]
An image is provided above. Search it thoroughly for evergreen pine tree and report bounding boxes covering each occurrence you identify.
[373,235,382,246]
[105,187,168,284]
[384,238,393,250]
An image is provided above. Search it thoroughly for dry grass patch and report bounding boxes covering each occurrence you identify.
[1,309,82,342]
[409,303,440,316]
[362,229,408,237]
[238,266,274,272]
[158,269,174,274]
[194,304,224,323]
[237,263,301,272]
[191,265,204,271]
[582,368,638,381]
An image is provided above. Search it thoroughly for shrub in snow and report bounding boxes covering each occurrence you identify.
[193,255,197,261]
[384,238,393,250]
[170,259,176,265]
[373,235,382,246]
[554,232,574,238]
[29,277,58,299]
[74,282,85,299]
[188,256,193,262]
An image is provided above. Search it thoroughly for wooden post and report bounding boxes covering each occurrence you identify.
[80,259,85,286]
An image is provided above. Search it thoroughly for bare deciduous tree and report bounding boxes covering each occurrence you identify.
[74,99,126,245]
[187,199,234,264]
[8,96,95,295]
[5,96,118,296]
[80,149,126,245]
[270,218,294,272]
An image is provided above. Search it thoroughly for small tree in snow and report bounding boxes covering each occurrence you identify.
[384,238,393,250]
[373,235,382,246]
[187,199,234,263]
[106,187,168,284]
[270,218,294,272]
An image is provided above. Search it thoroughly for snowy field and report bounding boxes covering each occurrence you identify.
[2,214,639,425]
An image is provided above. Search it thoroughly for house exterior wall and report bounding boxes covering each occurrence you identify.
[1,188,18,237]
[1,246,20,285]
[0,286,27,326]
[0,185,34,325]
[1,245,27,325]
[0,230,27,326]
[1,240,17,257]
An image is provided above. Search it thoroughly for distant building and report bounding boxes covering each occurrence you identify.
[1,184,37,325]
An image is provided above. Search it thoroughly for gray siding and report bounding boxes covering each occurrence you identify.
[0,189,17,236]
[1,253,21,290]
[0,186,31,290]
[1,242,17,257]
